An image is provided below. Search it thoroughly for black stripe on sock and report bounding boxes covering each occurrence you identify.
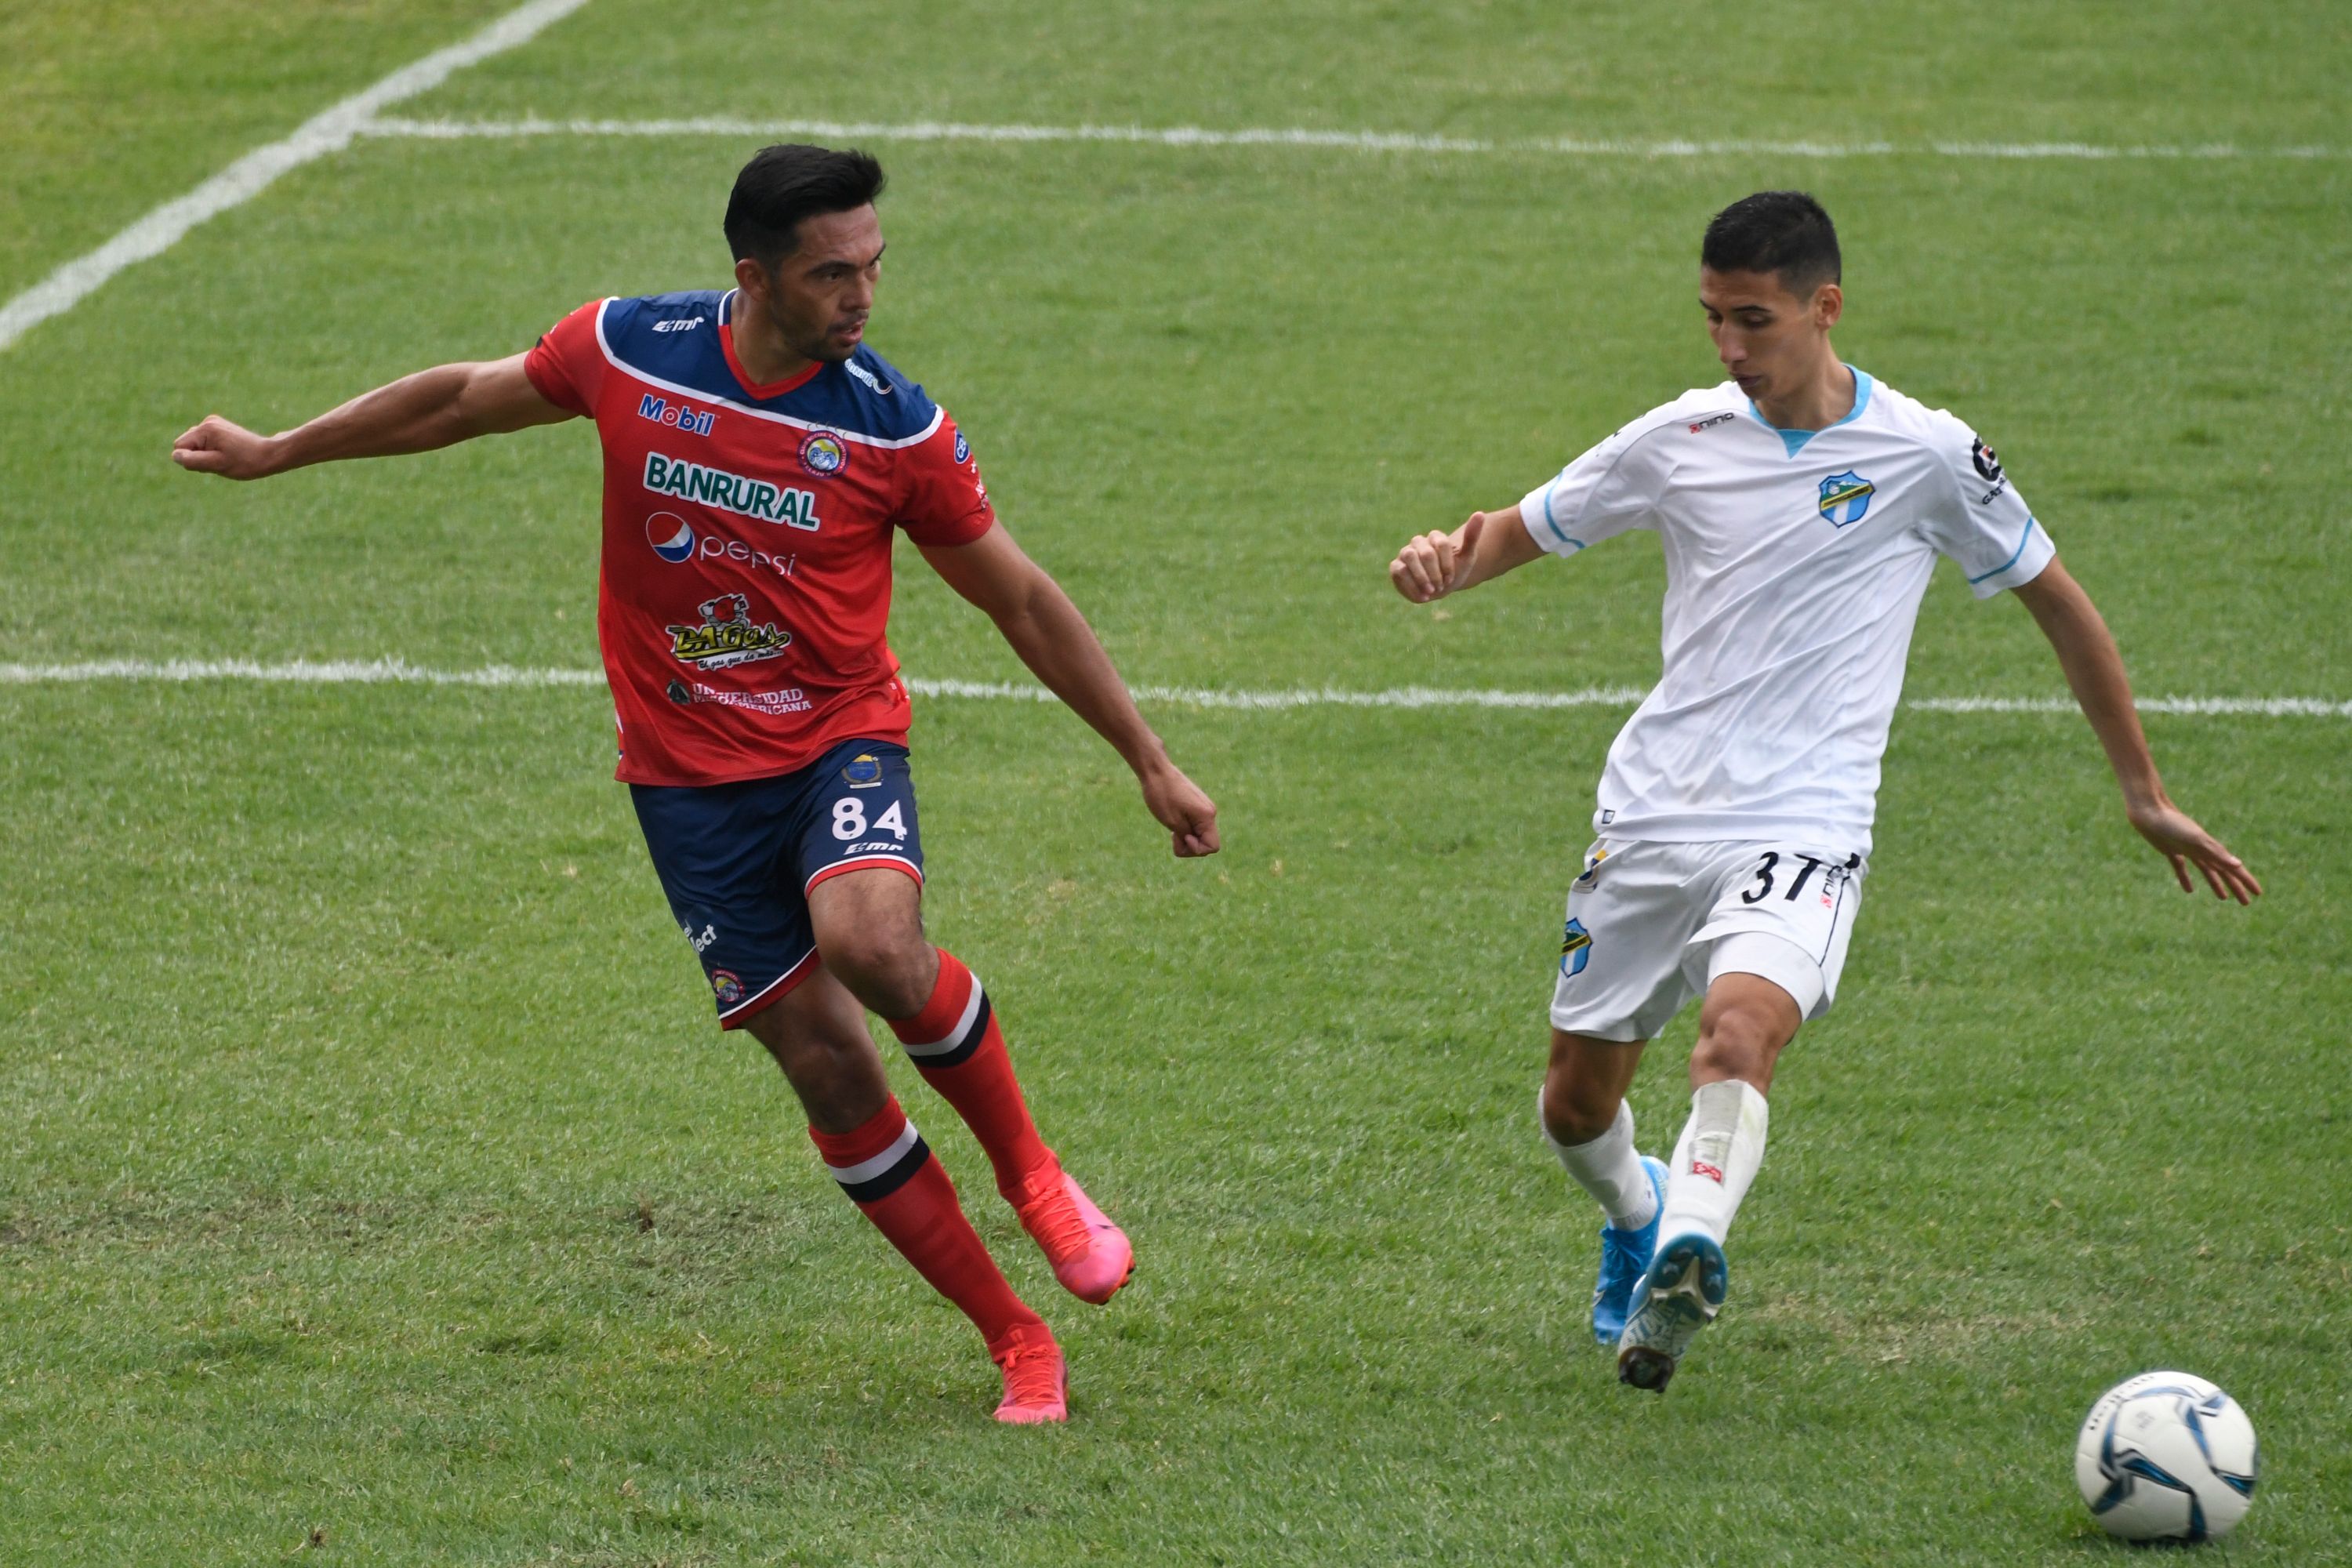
[915,991,992,1070]
[837,1134,932,1205]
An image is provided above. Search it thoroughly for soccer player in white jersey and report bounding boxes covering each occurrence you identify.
[1387,191,2261,1392]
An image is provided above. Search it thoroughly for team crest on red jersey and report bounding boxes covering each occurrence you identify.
[798,430,849,477]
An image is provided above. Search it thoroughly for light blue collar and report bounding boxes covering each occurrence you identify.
[1747,365,1873,458]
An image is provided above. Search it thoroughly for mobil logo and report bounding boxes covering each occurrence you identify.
[637,393,717,437]
[648,511,696,563]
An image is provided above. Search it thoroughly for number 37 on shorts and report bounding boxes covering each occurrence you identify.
[1549,838,1867,1040]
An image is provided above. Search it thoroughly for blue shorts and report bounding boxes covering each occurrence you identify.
[630,737,924,1028]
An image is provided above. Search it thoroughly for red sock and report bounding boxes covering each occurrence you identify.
[887,949,1055,1201]
[808,1097,1043,1346]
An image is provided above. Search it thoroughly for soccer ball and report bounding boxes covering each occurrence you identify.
[2074,1370,2259,1543]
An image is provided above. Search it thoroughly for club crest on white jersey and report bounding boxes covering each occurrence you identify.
[1817,470,1875,526]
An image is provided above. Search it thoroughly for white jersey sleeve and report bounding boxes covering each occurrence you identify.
[1916,414,2053,597]
[1517,407,1684,557]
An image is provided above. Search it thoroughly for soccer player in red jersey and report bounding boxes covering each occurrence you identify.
[172,145,1221,1424]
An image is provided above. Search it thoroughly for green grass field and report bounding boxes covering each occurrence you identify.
[2,2,2347,1562]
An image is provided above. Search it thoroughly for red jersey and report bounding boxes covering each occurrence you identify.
[523,289,994,785]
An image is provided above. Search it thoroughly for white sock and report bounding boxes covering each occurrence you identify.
[1655,1080,1769,1247]
[1539,1091,1658,1232]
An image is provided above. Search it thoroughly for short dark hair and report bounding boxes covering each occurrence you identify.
[1701,191,1841,296]
[723,144,887,269]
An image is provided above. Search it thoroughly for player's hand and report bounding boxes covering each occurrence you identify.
[1389,511,1486,603]
[171,416,281,480]
[1139,761,1220,858]
[2126,800,2262,904]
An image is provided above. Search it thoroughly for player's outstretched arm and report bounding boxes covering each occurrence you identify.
[918,525,1220,858]
[2011,557,2262,903]
[171,353,572,481]
[1388,505,1544,603]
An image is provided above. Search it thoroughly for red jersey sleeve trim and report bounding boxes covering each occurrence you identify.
[522,297,610,418]
[894,415,998,546]
[521,347,580,414]
[908,513,996,549]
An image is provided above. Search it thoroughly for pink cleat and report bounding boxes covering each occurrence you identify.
[1012,1162,1135,1305]
[989,1325,1068,1425]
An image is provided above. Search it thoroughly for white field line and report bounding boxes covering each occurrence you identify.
[0,659,604,689]
[914,677,1657,710]
[365,115,2349,163]
[0,0,592,355]
[2,662,2346,718]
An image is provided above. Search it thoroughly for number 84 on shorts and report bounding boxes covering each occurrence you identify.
[831,791,909,851]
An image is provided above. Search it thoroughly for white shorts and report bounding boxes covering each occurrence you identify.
[1548,838,1865,1042]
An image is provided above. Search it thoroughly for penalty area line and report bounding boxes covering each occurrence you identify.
[363,115,2351,163]
[0,0,593,355]
[2,662,2347,718]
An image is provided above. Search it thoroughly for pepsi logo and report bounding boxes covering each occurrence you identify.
[647,511,695,564]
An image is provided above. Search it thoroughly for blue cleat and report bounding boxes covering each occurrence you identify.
[1617,1231,1729,1392]
[1590,1156,1670,1347]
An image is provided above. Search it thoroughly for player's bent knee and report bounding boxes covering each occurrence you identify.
[1688,1029,1778,1088]
[811,929,934,1017]
[1544,1032,1645,1143]
[814,940,931,1016]
[808,870,934,1015]
[1542,1073,1624,1145]
[1690,990,1801,1089]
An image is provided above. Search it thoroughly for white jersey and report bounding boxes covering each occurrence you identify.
[1519,368,2051,854]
